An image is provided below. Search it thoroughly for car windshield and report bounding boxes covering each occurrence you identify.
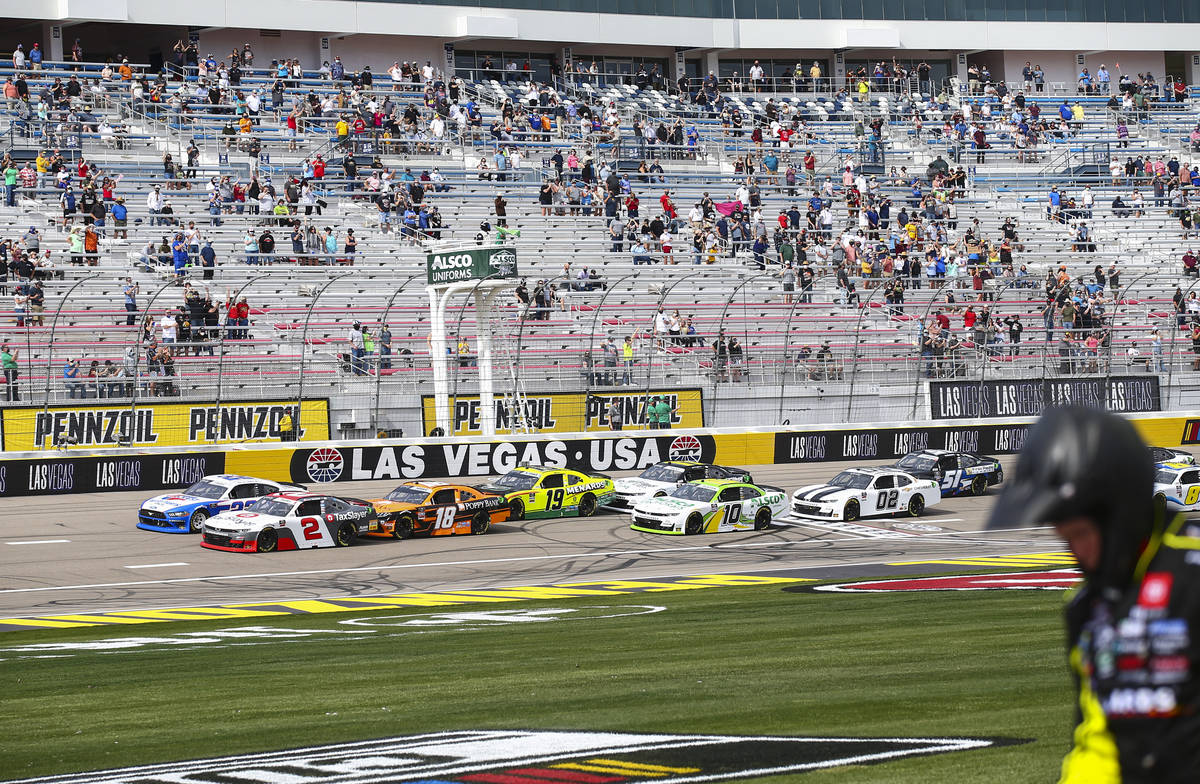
[639,464,687,482]
[1155,470,1181,485]
[669,484,716,502]
[182,480,227,499]
[246,498,293,516]
[896,454,937,471]
[829,472,873,490]
[384,486,429,503]
[493,472,537,491]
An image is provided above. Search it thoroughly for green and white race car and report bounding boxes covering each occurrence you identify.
[630,478,788,535]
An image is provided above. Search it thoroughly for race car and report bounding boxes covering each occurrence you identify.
[1153,461,1200,512]
[630,478,788,535]
[607,461,754,511]
[137,474,304,533]
[1150,446,1196,465]
[477,465,616,520]
[890,449,1003,496]
[200,491,380,552]
[791,467,941,522]
[366,481,510,538]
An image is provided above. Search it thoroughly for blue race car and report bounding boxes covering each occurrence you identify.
[891,449,1004,497]
[137,474,304,533]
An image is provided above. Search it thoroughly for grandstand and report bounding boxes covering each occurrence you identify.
[0,10,1199,441]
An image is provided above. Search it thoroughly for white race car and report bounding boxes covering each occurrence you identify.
[201,491,380,553]
[1153,462,1200,512]
[1150,447,1196,466]
[607,460,753,511]
[630,478,788,535]
[791,467,941,522]
[137,474,302,534]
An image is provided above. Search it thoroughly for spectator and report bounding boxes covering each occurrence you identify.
[1,343,18,400]
[63,358,83,399]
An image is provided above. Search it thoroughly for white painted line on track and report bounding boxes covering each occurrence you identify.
[5,539,70,546]
[0,527,1059,596]
[125,563,189,570]
[0,543,1067,621]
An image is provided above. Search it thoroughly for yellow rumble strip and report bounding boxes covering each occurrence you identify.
[0,574,808,632]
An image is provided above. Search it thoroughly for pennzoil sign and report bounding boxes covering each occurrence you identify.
[1,399,330,451]
[3,730,1025,784]
[427,247,520,285]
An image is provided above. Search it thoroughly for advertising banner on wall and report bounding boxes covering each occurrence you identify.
[773,422,1033,464]
[928,377,1161,420]
[421,389,704,436]
[1,400,330,451]
[289,433,717,484]
[0,451,225,498]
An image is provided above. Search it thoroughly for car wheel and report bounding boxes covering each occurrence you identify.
[754,508,771,530]
[685,513,703,535]
[1154,493,1168,512]
[509,499,525,521]
[971,476,987,496]
[335,521,355,547]
[907,494,925,517]
[578,494,597,517]
[391,514,414,540]
[256,528,278,553]
[471,512,490,535]
[994,468,1004,485]
[189,509,209,533]
[844,500,860,522]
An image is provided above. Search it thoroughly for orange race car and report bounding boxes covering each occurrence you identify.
[366,481,511,539]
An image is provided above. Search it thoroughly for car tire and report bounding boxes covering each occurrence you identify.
[335,521,355,547]
[844,500,860,522]
[578,494,597,517]
[471,512,490,535]
[685,513,703,535]
[971,476,987,496]
[509,499,525,521]
[994,469,1004,485]
[754,508,771,530]
[256,528,278,553]
[391,514,414,540]
[189,509,209,533]
[1154,493,1168,513]
[907,494,925,517]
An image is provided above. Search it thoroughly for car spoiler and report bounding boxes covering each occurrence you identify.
[761,485,787,494]
[590,472,612,480]
[281,482,308,491]
[341,496,373,507]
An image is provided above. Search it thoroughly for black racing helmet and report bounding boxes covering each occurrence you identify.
[987,406,1155,592]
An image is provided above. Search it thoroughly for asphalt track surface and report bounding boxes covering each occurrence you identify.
[0,457,1084,620]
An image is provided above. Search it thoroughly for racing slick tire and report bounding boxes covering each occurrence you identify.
[1153,493,1168,514]
[578,494,597,517]
[189,508,209,534]
[335,521,355,547]
[970,476,987,496]
[843,499,860,522]
[509,499,526,521]
[907,494,925,517]
[256,528,278,553]
[754,508,771,531]
[391,514,415,540]
[685,513,704,535]
[471,511,490,535]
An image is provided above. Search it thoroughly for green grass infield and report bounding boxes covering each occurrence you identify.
[0,581,1073,783]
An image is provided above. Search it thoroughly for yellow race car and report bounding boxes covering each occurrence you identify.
[477,464,616,520]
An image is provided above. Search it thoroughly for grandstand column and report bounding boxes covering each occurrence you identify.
[428,286,453,436]
[475,287,505,436]
[1187,54,1200,86]
[43,23,64,62]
